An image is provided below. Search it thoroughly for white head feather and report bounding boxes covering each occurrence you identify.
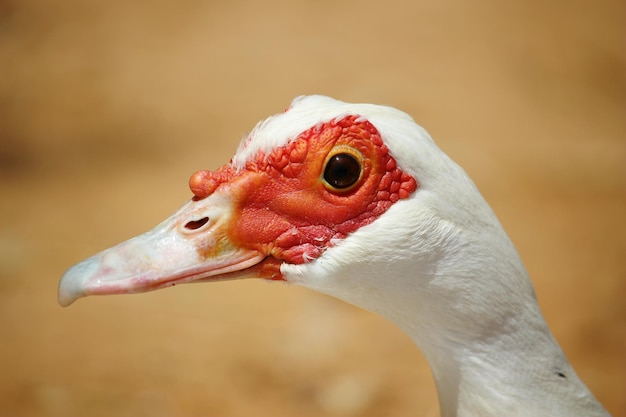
[235,95,608,417]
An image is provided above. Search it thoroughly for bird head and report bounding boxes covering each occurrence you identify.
[59,95,530,347]
[58,95,608,417]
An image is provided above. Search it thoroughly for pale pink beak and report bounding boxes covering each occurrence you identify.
[58,191,268,306]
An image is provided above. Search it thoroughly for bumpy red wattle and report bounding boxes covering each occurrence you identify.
[190,115,418,265]
[189,166,236,200]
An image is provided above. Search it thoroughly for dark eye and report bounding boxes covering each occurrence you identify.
[323,153,362,190]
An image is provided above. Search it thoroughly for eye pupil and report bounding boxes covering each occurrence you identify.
[324,153,361,189]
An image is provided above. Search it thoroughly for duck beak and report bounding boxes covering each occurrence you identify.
[58,189,278,307]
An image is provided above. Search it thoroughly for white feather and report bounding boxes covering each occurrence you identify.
[236,96,609,417]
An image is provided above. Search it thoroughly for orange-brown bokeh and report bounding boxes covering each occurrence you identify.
[0,0,624,416]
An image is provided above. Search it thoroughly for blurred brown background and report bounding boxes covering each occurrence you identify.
[0,0,624,416]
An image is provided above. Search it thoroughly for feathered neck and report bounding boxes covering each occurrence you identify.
[282,139,609,416]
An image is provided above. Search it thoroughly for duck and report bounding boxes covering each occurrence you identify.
[58,95,610,417]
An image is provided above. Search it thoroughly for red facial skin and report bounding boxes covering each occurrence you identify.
[189,115,418,274]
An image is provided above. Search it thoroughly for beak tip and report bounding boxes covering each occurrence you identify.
[57,293,77,307]
[58,256,100,307]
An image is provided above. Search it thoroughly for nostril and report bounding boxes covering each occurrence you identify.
[184,217,209,230]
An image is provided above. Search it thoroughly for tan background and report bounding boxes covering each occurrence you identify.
[0,0,624,416]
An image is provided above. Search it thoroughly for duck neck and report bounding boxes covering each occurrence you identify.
[404,303,607,417]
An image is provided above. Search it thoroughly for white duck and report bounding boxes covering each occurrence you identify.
[59,95,610,417]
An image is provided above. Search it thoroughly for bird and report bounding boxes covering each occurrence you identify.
[58,95,610,417]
